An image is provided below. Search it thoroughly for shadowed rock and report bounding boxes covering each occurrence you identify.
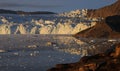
[105,15,120,32]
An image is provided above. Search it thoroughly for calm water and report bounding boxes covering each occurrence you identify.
[0,35,119,71]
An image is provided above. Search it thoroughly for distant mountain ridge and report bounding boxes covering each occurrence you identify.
[0,9,56,14]
[87,0,120,18]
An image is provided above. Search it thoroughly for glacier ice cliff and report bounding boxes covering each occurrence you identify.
[0,9,97,34]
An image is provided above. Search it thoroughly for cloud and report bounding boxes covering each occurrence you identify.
[0,2,62,8]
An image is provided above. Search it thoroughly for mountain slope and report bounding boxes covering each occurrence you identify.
[74,15,120,38]
[74,0,120,38]
[87,0,120,18]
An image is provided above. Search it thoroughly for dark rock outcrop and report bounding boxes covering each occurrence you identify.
[106,15,120,32]
[87,0,120,18]
[74,15,120,38]
[48,43,120,71]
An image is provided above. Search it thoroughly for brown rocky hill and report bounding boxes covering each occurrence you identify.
[87,0,120,18]
[74,0,120,38]
[74,15,120,38]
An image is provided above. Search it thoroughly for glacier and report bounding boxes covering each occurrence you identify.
[0,9,98,34]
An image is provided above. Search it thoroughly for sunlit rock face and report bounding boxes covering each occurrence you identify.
[0,10,97,34]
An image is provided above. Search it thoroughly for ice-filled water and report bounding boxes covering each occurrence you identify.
[0,12,117,71]
[0,35,120,71]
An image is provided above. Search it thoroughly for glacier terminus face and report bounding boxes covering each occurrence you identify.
[0,9,98,34]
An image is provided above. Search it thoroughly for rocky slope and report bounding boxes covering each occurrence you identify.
[74,15,120,38]
[74,0,120,38]
[48,43,120,71]
[87,0,120,18]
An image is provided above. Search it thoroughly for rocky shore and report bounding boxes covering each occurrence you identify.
[48,43,120,71]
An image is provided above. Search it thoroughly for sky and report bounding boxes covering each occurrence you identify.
[0,0,117,13]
